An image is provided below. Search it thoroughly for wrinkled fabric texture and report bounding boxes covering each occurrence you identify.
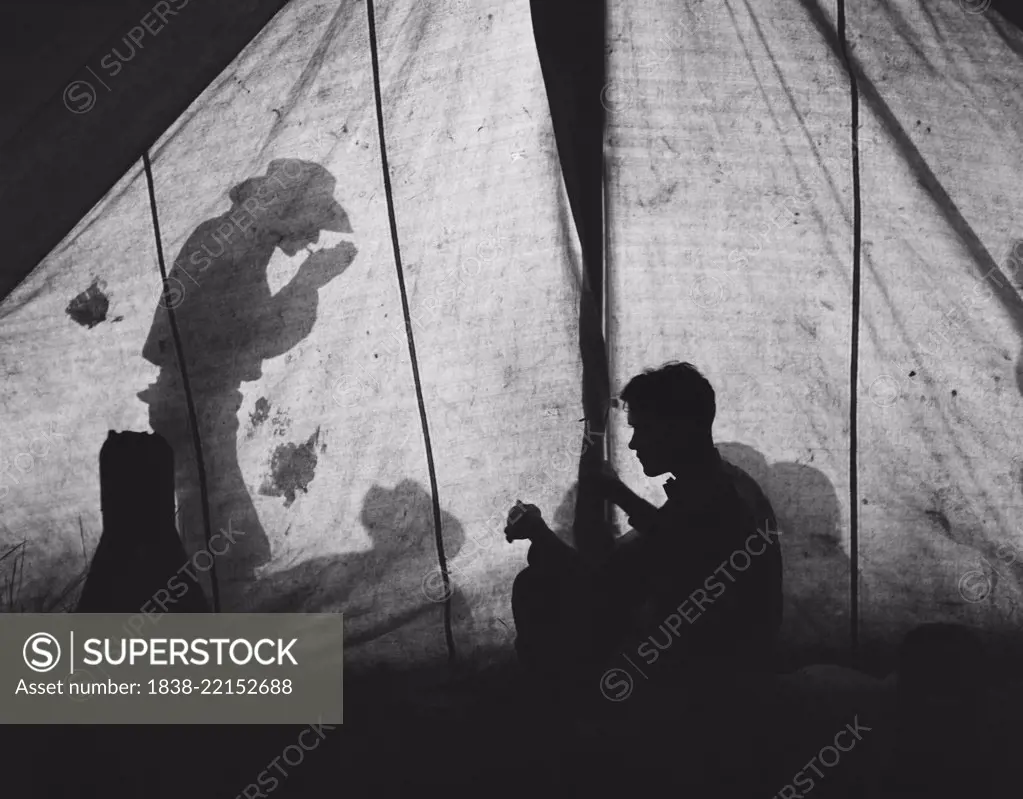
[0,0,1021,673]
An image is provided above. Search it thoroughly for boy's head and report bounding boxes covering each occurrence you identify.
[619,361,716,476]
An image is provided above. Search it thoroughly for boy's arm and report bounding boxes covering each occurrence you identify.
[510,501,645,582]
[590,462,663,535]
[605,481,661,535]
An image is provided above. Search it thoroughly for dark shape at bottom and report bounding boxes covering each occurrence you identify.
[76,430,209,613]
[876,623,998,798]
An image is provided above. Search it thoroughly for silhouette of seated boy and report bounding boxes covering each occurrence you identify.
[506,362,782,702]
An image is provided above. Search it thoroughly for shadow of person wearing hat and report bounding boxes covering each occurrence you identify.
[137,159,357,608]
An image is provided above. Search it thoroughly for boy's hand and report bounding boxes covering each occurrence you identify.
[504,501,550,542]
[591,460,626,501]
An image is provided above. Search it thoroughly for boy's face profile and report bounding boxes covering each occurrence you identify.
[627,408,670,476]
[627,407,701,476]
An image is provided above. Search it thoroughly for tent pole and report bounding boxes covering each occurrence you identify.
[602,145,613,530]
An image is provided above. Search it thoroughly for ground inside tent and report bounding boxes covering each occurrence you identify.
[17,654,1023,797]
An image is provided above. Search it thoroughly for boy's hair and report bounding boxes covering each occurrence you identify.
[619,361,716,431]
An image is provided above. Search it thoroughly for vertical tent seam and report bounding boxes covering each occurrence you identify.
[836,0,862,665]
[601,0,612,498]
[364,0,457,662]
[142,150,221,614]
[602,139,612,520]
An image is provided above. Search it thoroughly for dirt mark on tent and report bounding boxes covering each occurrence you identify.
[638,180,679,209]
[65,278,111,329]
[248,397,271,431]
[260,427,320,507]
[924,508,952,536]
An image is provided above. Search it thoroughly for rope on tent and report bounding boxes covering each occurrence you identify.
[835,0,862,663]
[142,150,221,614]
[365,0,456,662]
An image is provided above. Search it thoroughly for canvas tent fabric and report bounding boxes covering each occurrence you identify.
[0,0,292,302]
[1,0,1023,680]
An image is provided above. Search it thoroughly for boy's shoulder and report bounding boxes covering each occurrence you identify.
[719,459,776,524]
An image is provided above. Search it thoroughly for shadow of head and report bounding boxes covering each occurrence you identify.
[245,480,465,614]
[716,442,842,558]
[716,441,847,664]
[360,479,465,560]
[229,159,353,256]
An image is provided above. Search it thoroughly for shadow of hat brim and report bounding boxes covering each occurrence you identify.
[313,201,352,233]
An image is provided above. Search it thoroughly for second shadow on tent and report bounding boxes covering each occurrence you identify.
[716,441,849,669]
[242,478,472,658]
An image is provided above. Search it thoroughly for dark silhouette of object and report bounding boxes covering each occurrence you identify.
[715,441,849,668]
[507,362,783,706]
[529,0,603,286]
[76,431,208,612]
[530,0,611,560]
[137,160,356,608]
[874,623,996,797]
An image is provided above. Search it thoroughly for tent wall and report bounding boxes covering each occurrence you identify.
[1,0,587,672]
[605,0,1023,669]
[2,0,1022,674]
[606,0,854,664]
[849,0,1023,664]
